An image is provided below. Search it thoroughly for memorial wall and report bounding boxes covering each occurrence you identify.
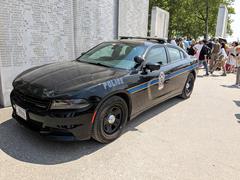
[0,0,150,106]
[73,0,118,56]
[0,0,75,106]
[0,0,75,67]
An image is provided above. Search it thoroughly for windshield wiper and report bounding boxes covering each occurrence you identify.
[79,61,111,68]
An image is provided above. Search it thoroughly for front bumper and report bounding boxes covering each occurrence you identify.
[10,89,97,141]
[12,108,94,141]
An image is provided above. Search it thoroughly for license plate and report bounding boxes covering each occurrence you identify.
[15,105,27,120]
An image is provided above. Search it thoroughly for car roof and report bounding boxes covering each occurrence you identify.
[107,39,185,51]
[107,39,166,48]
[104,37,187,53]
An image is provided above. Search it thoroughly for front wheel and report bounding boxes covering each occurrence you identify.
[92,96,128,143]
[180,73,195,99]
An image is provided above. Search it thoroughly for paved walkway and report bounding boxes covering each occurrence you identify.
[0,71,239,180]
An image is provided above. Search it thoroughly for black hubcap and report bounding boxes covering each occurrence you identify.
[103,106,122,135]
[186,77,194,95]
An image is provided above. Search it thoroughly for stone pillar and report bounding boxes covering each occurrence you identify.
[150,7,169,39]
[118,0,149,37]
[216,4,228,38]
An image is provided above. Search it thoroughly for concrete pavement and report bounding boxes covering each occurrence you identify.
[0,71,240,180]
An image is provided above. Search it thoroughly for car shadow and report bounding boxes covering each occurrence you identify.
[234,101,240,123]
[0,97,182,165]
[221,85,240,89]
[197,75,204,78]
[236,114,240,121]
[234,100,240,107]
[210,74,221,77]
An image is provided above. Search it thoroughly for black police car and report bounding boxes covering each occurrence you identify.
[11,37,198,143]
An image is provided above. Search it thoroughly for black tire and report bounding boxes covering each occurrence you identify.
[92,96,128,143]
[180,73,195,99]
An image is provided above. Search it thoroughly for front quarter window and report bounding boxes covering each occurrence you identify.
[78,42,146,70]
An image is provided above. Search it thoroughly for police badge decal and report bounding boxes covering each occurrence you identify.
[158,71,165,90]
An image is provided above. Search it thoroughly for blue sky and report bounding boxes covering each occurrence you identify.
[229,0,240,41]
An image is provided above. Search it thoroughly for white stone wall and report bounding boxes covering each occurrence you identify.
[73,0,118,57]
[118,0,149,37]
[0,69,3,106]
[0,0,75,67]
[0,0,75,106]
[151,7,169,39]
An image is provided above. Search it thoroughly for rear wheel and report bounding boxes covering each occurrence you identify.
[180,73,195,99]
[92,96,128,143]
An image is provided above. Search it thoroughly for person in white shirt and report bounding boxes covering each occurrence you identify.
[196,40,210,76]
[170,38,177,46]
[193,41,203,60]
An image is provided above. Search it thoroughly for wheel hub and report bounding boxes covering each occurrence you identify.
[107,115,116,124]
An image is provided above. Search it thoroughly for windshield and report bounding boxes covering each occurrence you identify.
[77,42,147,70]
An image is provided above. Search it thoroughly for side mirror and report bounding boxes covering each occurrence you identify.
[134,56,144,65]
[145,62,161,72]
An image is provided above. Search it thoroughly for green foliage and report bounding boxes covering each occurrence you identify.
[149,0,235,39]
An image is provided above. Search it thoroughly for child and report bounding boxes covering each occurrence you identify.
[226,53,236,73]
[226,45,237,73]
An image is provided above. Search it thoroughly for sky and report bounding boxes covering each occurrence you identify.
[228,0,240,41]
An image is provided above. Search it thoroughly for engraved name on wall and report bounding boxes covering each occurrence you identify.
[0,0,74,67]
[73,0,118,56]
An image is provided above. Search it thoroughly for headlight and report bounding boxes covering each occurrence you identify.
[51,99,90,110]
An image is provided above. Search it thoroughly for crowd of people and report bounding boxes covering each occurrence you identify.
[169,37,240,87]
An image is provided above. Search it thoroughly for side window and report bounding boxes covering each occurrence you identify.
[146,47,168,65]
[168,47,181,62]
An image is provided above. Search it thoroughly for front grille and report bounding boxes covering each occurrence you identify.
[11,90,51,111]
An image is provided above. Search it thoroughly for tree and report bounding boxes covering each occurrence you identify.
[149,0,235,39]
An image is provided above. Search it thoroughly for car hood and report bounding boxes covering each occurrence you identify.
[13,61,128,98]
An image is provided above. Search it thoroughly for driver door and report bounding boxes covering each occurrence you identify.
[144,46,173,105]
